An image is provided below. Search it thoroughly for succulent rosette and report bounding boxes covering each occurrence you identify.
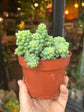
[15,23,69,68]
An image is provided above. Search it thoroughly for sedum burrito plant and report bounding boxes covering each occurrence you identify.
[15,23,69,68]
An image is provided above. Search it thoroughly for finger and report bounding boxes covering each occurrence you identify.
[50,85,69,112]
[64,76,69,87]
[18,80,33,111]
[56,85,69,108]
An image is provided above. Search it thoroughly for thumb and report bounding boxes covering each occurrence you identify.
[18,80,33,111]
[56,85,69,109]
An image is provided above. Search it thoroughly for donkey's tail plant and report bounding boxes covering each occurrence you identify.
[15,23,69,68]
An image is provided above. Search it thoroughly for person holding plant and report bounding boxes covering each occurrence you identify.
[18,76,69,112]
[15,23,71,112]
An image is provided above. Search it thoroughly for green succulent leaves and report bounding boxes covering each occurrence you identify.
[15,23,69,68]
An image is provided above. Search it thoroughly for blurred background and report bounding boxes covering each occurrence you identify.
[0,0,84,112]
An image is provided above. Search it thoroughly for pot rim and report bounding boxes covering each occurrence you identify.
[18,51,72,71]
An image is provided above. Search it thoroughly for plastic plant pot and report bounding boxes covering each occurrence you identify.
[18,52,72,99]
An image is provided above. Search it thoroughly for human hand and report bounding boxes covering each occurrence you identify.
[18,76,69,112]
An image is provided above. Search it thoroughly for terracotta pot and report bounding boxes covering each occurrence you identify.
[18,52,71,99]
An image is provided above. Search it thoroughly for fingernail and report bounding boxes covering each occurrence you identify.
[17,80,22,87]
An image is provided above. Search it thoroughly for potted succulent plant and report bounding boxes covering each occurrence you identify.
[15,23,71,99]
